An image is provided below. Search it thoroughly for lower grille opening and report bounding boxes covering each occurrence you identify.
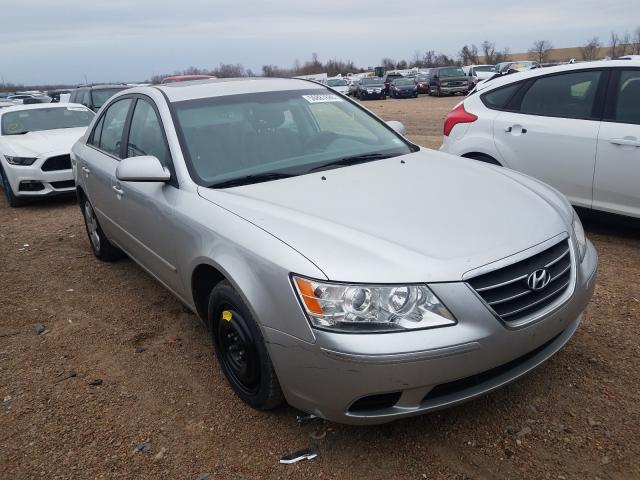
[41,154,71,171]
[422,332,563,403]
[19,181,44,192]
[51,180,75,189]
[348,392,401,413]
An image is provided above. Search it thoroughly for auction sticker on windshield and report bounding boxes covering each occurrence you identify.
[302,94,343,103]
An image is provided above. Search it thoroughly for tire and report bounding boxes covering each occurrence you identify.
[80,196,123,261]
[208,281,284,410]
[0,165,24,207]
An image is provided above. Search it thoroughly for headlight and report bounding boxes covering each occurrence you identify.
[572,210,587,262]
[292,276,456,333]
[5,156,37,166]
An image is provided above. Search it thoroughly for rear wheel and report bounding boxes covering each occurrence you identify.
[463,153,502,166]
[208,281,283,410]
[81,197,123,261]
[0,166,24,207]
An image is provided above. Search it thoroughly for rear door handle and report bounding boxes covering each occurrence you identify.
[609,137,640,147]
[112,185,124,195]
[505,125,527,134]
[81,166,91,174]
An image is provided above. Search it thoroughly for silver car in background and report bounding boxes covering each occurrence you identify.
[71,78,597,425]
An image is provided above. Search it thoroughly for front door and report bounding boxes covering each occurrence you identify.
[492,69,604,209]
[593,68,640,218]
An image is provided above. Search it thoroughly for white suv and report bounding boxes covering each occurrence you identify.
[440,60,640,219]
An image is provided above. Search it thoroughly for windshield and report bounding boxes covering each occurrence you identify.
[173,89,414,187]
[393,78,414,86]
[327,79,347,87]
[361,77,383,85]
[439,67,466,77]
[473,65,494,73]
[1,106,94,135]
[91,88,126,108]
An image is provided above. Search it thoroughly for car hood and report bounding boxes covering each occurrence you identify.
[0,127,87,157]
[197,150,569,283]
[362,84,384,89]
[394,84,416,89]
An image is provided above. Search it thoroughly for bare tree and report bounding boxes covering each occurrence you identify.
[528,40,554,63]
[459,44,479,65]
[580,37,601,61]
[618,32,631,57]
[411,50,424,68]
[213,63,246,78]
[481,41,497,63]
[634,27,640,54]
[381,58,396,70]
[609,32,620,58]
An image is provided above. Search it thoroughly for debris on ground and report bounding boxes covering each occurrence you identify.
[279,446,318,464]
[88,379,103,386]
[133,441,152,454]
[296,413,319,425]
[34,323,46,335]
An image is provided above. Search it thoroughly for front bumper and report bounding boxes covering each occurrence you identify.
[2,153,74,197]
[359,91,385,99]
[264,240,597,425]
[439,85,470,94]
[392,90,418,97]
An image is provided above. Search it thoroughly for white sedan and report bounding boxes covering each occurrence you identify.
[0,103,94,206]
[440,60,640,219]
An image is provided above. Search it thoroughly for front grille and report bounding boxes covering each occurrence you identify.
[467,239,572,323]
[41,154,71,171]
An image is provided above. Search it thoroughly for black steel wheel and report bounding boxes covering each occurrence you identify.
[208,281,283,410]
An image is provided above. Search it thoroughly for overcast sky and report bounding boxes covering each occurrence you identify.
[1,0,637,85]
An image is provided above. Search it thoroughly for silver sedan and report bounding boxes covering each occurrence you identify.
[71,78,597,425]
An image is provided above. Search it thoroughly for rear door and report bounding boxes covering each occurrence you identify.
[492,69,606,208]
[593,68,640,217]
[81,97,134,241]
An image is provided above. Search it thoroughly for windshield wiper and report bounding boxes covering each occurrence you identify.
[208,172,296,189]
[309,152,397,173]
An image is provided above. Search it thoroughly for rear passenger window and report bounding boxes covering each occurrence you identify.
[95,99,132,157]
[89,115,105,147]
[481,83,520,109]
[126,99,170,166]
[519,71,601,120]
[613,70,640,124]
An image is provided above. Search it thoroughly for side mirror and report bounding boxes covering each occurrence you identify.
[386,120,406,136]
[116,156,170,182]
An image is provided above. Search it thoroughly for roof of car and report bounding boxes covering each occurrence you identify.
[476,59,640,93]
[0,103,90,115]
[154,77,326,102]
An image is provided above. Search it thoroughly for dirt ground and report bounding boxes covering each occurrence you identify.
[1,95,639,480]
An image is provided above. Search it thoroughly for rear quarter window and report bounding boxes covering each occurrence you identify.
[481,83,520,110]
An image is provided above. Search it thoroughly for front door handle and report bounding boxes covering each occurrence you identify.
[81,166,91,174]
[112,185,124,196]
[609,137,640,147]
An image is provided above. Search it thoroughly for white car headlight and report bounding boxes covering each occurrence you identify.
[5,156,37,166]
[572,210,587,262]
[292,276,456,333]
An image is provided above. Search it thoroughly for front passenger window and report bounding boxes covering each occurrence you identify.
[126,99,170,166]
[97,99,133,157]
[519,71,601,120]
[614,70,640,124]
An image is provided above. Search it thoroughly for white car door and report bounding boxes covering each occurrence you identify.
[492,69,604,209]
[593,68,640,218]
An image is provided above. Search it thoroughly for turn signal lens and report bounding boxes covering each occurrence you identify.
[293,277,324,315]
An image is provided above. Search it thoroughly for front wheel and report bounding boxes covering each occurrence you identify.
[0,166,24,207]
[208,281,284,410]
